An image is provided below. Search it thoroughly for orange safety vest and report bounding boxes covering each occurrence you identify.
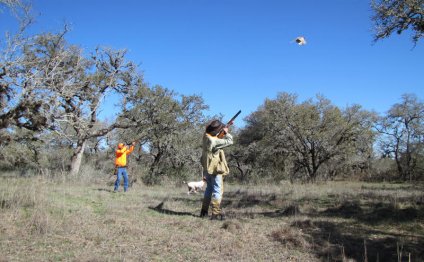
[115,145,134,167]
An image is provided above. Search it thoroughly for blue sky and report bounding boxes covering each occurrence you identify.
[1,0,423,127]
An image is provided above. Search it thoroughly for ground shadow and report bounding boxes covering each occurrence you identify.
[218,189,424,261]
[146,188,424,261]
[148,202,198,217]
[360,183,423,191]
[150,190,286,219]
[222,190,280,209]
[294,220,424,262]
[171,197,203,205]
[322,201,422,224]
[0,199,11,209]
[167,189,424,223]
[96,188,114,193]
[223,204,302,220]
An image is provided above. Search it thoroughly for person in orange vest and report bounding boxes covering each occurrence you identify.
[114,141,136,192]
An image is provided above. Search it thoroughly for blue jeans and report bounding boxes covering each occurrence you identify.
[114,167,128,192]
[203,172,224,201]
[202,172,224,215]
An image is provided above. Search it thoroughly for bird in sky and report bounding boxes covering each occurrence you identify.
[294,36,307,45]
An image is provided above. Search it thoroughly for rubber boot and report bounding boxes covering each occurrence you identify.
[211,210,226,221]
[210,199,222,220]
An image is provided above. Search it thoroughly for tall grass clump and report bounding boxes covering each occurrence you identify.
[0,177,43,210]
[0,175,55,235]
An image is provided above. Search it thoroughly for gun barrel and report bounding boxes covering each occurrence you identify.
[226,110,241,126]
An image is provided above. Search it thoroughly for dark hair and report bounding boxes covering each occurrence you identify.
[206,120,224,136]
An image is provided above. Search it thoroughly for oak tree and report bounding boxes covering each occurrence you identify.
[371,0,424,45]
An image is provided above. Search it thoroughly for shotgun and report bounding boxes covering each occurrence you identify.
[217,110,241,138]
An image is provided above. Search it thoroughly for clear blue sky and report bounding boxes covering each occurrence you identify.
[2,0,423,127]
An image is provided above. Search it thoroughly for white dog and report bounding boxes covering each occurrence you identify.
[184,178,206,194]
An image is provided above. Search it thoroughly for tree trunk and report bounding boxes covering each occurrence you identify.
[70,139,86,176]
[146,150,162,185]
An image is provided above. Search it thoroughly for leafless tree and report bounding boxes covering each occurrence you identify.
[48,42,141,176]
[376,94,424,180]
[1,22,142,175]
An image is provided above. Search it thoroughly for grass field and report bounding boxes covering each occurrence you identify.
[1,174,423,261]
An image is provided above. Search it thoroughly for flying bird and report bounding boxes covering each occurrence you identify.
[294,36,307,45]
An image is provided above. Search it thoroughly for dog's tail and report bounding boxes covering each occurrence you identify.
[183,181,187,184]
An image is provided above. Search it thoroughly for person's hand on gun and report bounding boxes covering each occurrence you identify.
[222,127,229,135]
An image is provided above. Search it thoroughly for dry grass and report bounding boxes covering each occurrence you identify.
[0,174,423,261]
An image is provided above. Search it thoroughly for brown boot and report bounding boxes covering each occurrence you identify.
[210,213,225,221]
[220,210,226,221]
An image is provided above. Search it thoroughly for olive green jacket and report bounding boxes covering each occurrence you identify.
[201,133,233,175]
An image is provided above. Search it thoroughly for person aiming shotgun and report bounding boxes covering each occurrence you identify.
[200,110,241,220]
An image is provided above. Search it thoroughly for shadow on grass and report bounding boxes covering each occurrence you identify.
[96,188,114,193]
[294,220,424,262]
[0,199,11,209]
[222,191,280,209]
[224,205,302,220]
[358,190,424,205]
[150,191,289,219]
[360,183,423,191]
[323,201,422,224]
[220,189,424,223]
[148,202,198,217]
[218,189,424,261]
[171,197,203,205]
